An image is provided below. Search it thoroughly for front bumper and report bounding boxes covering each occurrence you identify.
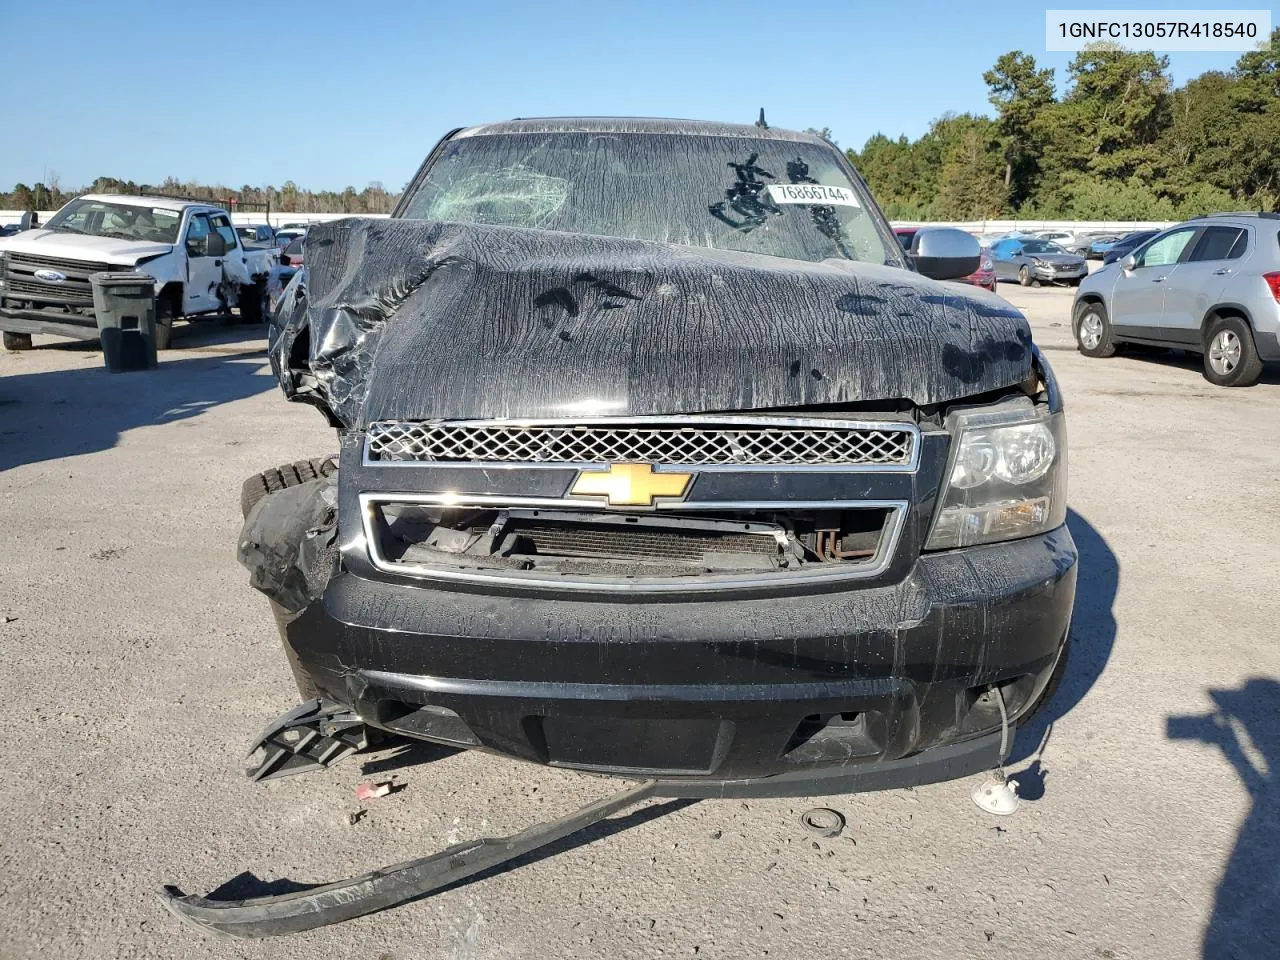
[280,527,1076,797]
[1032,264,1087,283]
[0,305,98,340]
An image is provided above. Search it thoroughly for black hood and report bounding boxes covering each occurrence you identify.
[269,218,1032,429]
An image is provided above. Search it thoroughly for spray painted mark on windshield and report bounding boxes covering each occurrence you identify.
[708,153,780,233]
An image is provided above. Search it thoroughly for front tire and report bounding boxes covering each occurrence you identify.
[1203,316,1263,387]
[154,292,177,351]
[241,456,339,519]
[1018,265,1038,287]
[238,279,266,325]
[1074,300,1116,358]
[2,331,33,351]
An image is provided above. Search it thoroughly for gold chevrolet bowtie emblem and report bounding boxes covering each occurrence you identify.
[569,462,692,507]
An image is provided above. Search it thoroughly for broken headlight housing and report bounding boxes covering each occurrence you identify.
[925,398,1067,550]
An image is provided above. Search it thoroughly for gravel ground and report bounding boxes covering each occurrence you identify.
[1,286,1278,960]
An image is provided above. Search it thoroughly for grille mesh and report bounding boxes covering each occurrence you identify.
[512,523,778,561]
[7,252,116,274]
[366,420,914,467]
[4,278,94,303]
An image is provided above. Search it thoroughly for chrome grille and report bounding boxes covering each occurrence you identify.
[3,253,126,307]
[366,418,916,468]
[4,277,94,304]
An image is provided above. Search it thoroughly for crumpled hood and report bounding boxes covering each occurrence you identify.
[0,229,173,264]
[271,218,1032,428]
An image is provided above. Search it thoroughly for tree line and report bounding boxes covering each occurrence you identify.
[851,32,1279,221]
[0,177,400,215]
[3,35,1276,223]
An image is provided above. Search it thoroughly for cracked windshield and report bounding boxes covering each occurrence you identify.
[402,132,889,264]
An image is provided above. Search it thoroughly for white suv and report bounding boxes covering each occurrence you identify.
[1072,213,1280,386]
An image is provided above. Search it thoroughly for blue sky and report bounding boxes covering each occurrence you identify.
[0,0,1249,193]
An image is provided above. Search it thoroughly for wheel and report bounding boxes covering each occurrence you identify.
[154,292,177,351]
[2,331,32,351]
[1018,265,1038,287]
[238,280,266,325]
[1074,300,1116,358]
[241,456,339,519]
[1203,315,1263,387]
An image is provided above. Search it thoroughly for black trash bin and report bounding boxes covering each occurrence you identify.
[90,272,158,372]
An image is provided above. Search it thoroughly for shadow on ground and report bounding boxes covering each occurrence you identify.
[0,338,274,472]
[1168,678,1280,958]
[1010,508,1119,771]
[1112,346,1280,387]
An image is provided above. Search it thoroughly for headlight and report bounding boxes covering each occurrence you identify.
[925,398,1067,550]
[980,257,993,271]
[1031,257,1047,267]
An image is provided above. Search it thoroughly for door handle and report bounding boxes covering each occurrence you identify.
[1212,268,1233,276]
[213,259,223,267]
[1152,276,1167,282]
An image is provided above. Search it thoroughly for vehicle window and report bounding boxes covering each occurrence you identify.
[896,231,916,251]
[1188,226,1247,262]
[1135,228,1196,268]
[285,238,304,257]
[185,214,212,257]
[210,215,238,251]
[1020,239,1067,255]
[45,198,182,243]
[401,133,891,265]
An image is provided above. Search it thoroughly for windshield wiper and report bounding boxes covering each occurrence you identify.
[49,224,85,234]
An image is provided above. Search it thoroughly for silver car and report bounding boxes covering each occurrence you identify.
[1072,213,1280,387]
[989,237,1089,287]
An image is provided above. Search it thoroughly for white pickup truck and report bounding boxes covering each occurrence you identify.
[0,194,275,350]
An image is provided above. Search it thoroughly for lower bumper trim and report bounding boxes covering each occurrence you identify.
[644,727,1006,798]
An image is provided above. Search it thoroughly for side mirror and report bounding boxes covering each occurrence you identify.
[207,232,227,257]
[1120,253,1136,271]
[913,227,981,281]
[279,251,290,265]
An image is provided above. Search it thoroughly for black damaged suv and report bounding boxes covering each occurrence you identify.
[241,118,1075,798]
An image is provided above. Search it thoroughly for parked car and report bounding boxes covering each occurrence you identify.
[990,236,1088,286]
[272,228,306,248]
[0,224,19,238]
[173,117,1073,933]
[1033,230,1095,257]
[239,117,1072,799]
[265,237,304,316]
[1097,230,1159,265]
[0,194,276,351]
[236,224,276,248]
[896,227,996,291]
[1073,213,1280,387]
